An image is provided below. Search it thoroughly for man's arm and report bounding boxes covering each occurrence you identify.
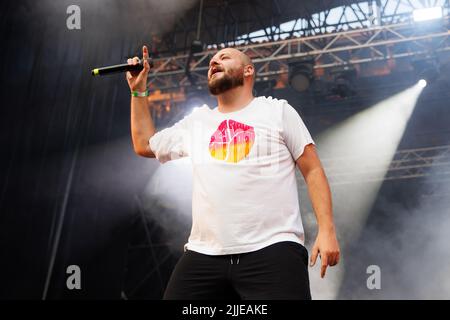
[130,95,155,158]
[296,143,340,278]
[127,45,155,158]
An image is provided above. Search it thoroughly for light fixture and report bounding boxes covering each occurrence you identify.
[190,39,204,54]
[418,79,427,88]
[328,66,357,99]
[288,60,314,92]
[412,6,443,22]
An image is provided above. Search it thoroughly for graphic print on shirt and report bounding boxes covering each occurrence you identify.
[209,119,255,163]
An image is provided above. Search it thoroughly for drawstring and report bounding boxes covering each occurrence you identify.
[230,254,240,265]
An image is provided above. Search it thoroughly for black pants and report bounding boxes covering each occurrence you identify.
[163,241,311,300]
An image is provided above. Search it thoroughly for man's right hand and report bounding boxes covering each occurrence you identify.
[126,45,151,92]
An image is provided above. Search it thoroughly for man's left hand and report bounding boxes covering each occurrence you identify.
[309,228,340,278]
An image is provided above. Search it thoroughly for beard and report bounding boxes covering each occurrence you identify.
[208,67,244,95]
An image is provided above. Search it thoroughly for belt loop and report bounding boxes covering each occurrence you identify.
[230,255,233,264]
[237,255,240,265]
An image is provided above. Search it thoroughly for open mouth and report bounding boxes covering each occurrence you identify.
[210,67,223,77]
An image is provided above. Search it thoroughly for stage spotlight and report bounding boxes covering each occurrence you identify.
[418,79,427,88]
[329,66,357,99]
[288,60,314,92]
[190,39,204,54]
[413,6,443,22]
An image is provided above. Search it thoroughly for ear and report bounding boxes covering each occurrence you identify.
[244,64,254,78]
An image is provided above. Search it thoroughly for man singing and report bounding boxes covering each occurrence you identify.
[126,45,340,299]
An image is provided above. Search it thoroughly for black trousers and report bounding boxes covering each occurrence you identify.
[163,241,311,300]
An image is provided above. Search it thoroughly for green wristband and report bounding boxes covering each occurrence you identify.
[131,90,149,97]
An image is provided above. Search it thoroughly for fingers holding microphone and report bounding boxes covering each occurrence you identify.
[126,45,151,92]
[126,56,141,77]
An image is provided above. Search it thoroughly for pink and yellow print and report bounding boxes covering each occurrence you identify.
[209,120,255,163]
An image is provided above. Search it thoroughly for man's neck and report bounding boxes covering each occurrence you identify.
[216,86,254,113]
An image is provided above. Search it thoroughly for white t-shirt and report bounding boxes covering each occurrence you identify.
[149,96,314,255]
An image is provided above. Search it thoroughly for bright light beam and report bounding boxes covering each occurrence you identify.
[306,82,425,299]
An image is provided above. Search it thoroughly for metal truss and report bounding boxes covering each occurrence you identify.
[233,0,450,43]
[159,0,450,54]
[302,145,450,186]
[148,16,450,91]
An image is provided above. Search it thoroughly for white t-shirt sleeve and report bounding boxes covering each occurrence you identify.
[149,115,192,164]
[281,101,315,161]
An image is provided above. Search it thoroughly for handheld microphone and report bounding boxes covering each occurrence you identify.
[91,58,153,76]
